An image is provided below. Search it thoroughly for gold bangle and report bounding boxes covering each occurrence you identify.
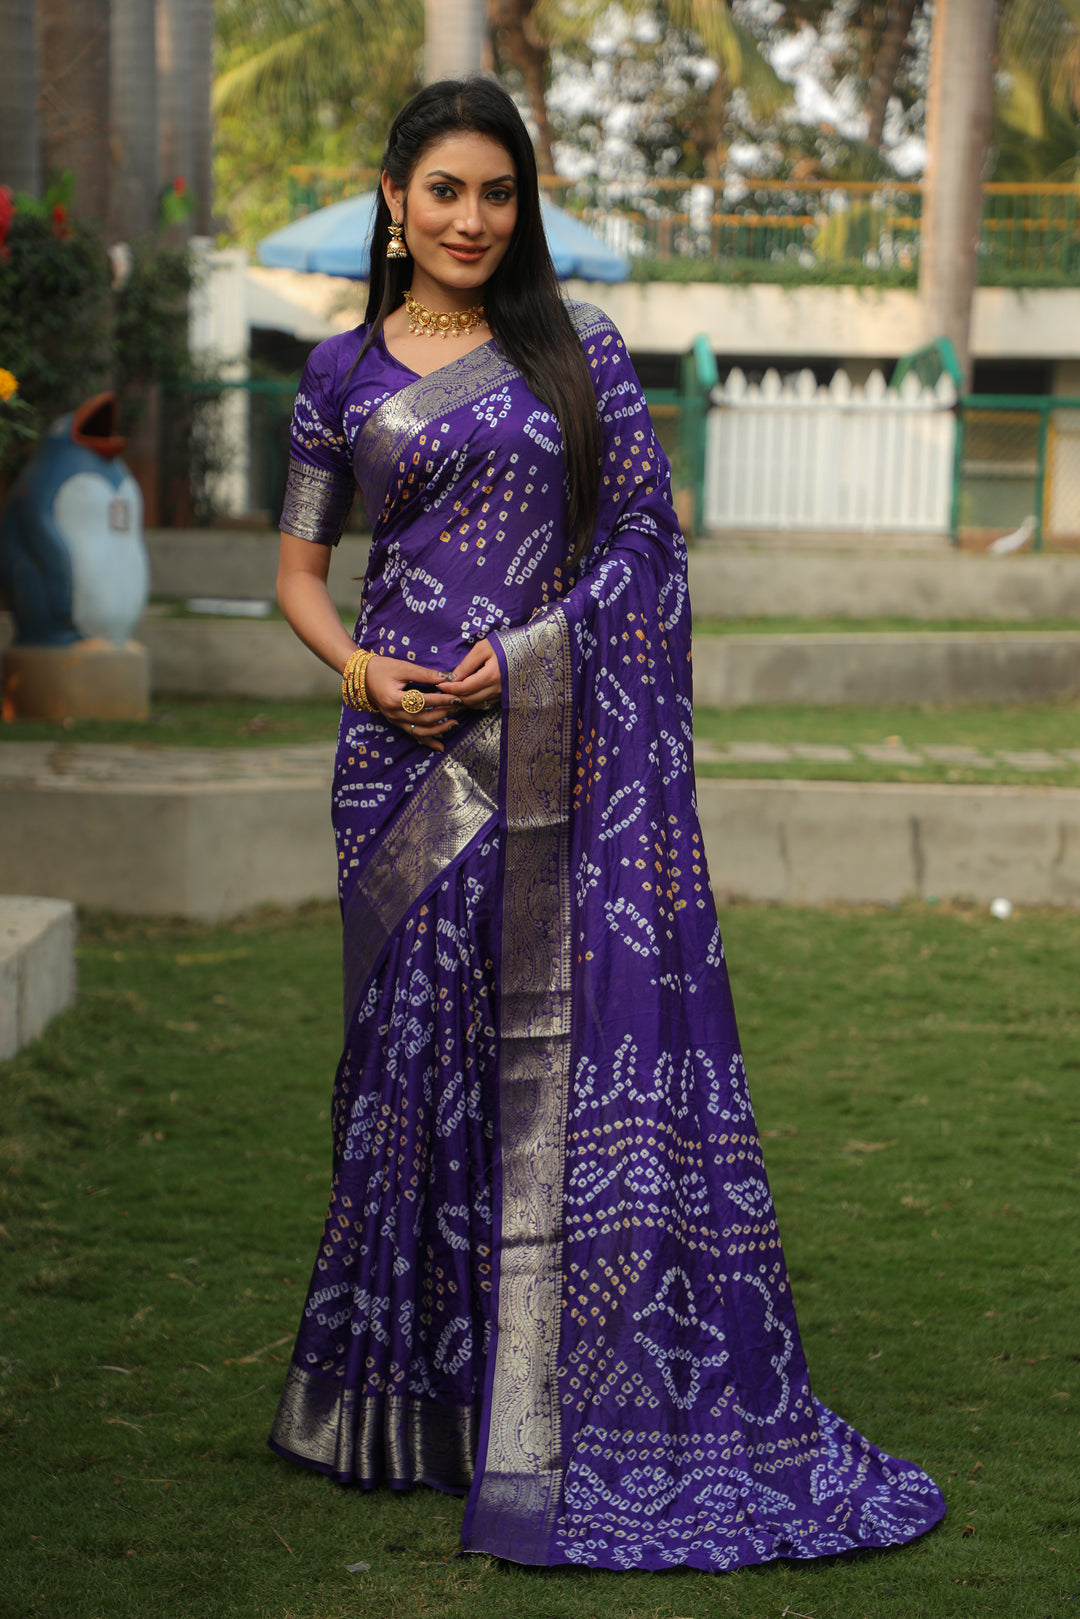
[355,649,375,712]
[342,648,376,712]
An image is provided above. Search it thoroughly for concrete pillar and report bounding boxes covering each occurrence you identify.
[156,0,194,235]
[919,0,998,389]
[0,0,40,195]
[425,0,485,83]
[109,0,158,240]
[37,0,111,223]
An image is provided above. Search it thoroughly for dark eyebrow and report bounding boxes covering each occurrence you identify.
[425,169,516,186]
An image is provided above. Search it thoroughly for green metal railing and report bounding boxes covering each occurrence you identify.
[286,169,1080,280]
[951,392,1080,550]
[891,336,965,394]
[162,342,716,532]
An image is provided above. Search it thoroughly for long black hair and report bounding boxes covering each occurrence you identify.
[361,78,600,563]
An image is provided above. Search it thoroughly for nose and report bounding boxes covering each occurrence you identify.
[454,194,484,236]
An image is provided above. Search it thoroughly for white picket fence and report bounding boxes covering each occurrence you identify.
[704,367,957,534]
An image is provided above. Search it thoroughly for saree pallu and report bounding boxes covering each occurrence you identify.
[269,305,946,1569]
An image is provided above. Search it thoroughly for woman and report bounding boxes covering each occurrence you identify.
[269,76,945,1571]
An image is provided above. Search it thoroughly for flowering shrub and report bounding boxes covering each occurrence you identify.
[0,369,38,465]
[0,184,195,481]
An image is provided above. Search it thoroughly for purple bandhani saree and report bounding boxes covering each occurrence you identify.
[268,303,946,1570]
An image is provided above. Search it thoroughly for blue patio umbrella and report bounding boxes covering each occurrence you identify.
[256,192,629,282]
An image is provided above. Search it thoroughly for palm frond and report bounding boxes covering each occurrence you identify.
[999,0,1080,118]
[213,0,422,117]
[666,0,788,113]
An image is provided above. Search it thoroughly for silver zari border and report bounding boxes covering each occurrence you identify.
[355,341,521,525]
[342,710,501,1026]
[471,608,575,1561]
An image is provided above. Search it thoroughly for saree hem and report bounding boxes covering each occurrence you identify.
[269,1369,479,1493]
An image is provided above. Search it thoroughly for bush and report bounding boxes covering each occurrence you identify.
[0,192,197,481]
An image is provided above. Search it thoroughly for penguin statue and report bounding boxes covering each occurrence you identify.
[0,393,150,719]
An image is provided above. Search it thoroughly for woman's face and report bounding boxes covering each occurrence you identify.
[383,131,518,308]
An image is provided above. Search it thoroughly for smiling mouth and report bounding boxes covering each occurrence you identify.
[442,244,489,260]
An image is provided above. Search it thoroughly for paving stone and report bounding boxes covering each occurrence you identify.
[0,741,334,787]
[859,744,926,765]
[997,750,1064,770]
[719,741,793,762]
[788,743,855,762]
[922,745,997,768]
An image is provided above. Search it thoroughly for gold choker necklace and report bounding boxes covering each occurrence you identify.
[403,290,487,339]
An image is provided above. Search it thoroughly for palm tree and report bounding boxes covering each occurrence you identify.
[158,0,216,240]
[995,0,1080,176]
[519,0,788,179]
[37,0,112,221]
[0,0,39,193]
[426,0,485,82]
[866,0,922,149]
[109,0,159,239]
[489,0,556,170]
[918,0,998,388]
[213,0,423,135]
[663,0,788,177]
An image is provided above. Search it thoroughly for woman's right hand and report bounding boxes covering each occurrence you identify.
[363,654,460,752]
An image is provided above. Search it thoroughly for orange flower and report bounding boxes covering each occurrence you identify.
[0,369,18,403]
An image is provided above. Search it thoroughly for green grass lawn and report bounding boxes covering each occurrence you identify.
[0,698,342,749]
[694,618,1080,636]
[2,903,1076,1618]
[693,702,1080,788]
[2,695,1079,793]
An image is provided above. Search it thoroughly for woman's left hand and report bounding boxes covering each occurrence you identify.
[437,638,502,710]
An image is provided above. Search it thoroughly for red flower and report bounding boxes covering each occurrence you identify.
[0,186,13,253]
[50,201,71,240]
[173,176,187,196]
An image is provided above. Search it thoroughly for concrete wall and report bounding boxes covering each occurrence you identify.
[0,777,336,921]
[3,765,1078,917]
[134,620,1080,706]
[140,618,341,698]
[142,532,1080,621]
[144,531,370,608]
[691,631,1080,707]
[568,279,1080,362]
[0,897,77,1059]
[698,778,1080,908]
[687,545,1080,620]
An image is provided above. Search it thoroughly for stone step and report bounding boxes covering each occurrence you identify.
[140,530,1080,622]
[132,620,1080,707]
[5,613,1079,705]
[1,742,1076,917]
[0,896,77,1059]
[689,542,1080,620]
[696,777,1080,909]
[145,530,370,610]
[0,745,335,922]
[691,630,1080,707]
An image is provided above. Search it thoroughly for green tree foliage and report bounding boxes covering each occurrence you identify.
[0,197,195,480]
[995,0,1080,177]
[213,0,423,246]
[540,0,789,180]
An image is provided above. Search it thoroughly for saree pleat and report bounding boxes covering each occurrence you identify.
[270,304,946,1568]
[269,828,501,1492]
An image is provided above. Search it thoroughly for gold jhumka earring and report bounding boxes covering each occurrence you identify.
[386,220,408,260]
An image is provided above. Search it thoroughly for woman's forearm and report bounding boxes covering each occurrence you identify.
[276,569,359,675]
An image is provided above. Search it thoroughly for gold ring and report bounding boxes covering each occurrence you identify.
[401,689,426,716]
